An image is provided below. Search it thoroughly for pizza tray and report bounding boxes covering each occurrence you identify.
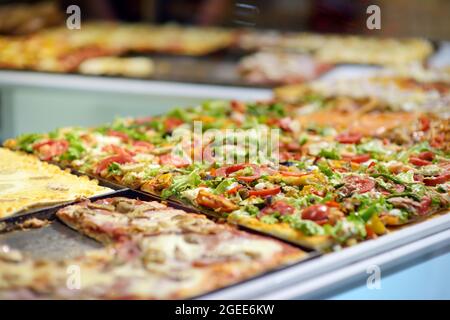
[0,188,324,299]
[0,172,127,227]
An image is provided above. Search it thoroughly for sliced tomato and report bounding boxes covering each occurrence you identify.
[33,140,69,161]
[164,118,184,132]
[261,201,295,216]
[159,154,191,168]
[107,130,129,142]
[343,154,371,164]
[301,204,329,222]
[345,175,375,193]
[423,173,450,186]
[335,132,363,144]
[96,154,134,174]
[248,186,281,197]
[236,165,262,182]
[103,144,135,157]
[409,157,431,166]
[417,151,434,161]
[132,141,154,152]
[213,163,262,182]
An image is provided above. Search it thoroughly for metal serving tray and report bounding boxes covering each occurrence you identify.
[202,213,450,299]
[0,188,323,299]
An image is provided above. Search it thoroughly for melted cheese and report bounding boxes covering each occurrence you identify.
[0,148,112,218]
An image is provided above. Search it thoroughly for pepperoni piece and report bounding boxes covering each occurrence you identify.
[344,175,375,193]
[301,204,329,223]
[335,132,363,144]
[261,201,295,216]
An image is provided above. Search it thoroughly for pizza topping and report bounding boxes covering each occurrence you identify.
[33,139,69,161]
[196,189,238,212]
[106,130,129,142]
[159,154,191,168]
[301,204,329,224]
[96,154,134,175]
[260,201,295,216]
[409,157,431,166]
[248,186,281,197]
[341,175,375,194]
[423,173,450,186]
[342,154,371,164]
[335,132,363,144]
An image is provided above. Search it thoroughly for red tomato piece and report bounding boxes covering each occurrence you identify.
[301,204,329,222]
[335,132,363,144]
[248,186,281,197]
[418,151,434,161]
[132,141,154,152]
[236,165,262,182]
[96,154,134,174]
[159,154,191,168]
[164,118,184,132]
[409,157,431,166]
[343,154,371,164]
[423,173,450,186]
[33,140,69,161]
[107,130,129,142]
[419,116,430,131]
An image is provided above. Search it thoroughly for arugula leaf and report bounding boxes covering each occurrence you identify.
[214,178,236,194]
[318,148,340,160]
[107,162,122,175]
[16,133,43,152]
[60,132,85,161]
[281,216,324,236]
[161,170,201,199]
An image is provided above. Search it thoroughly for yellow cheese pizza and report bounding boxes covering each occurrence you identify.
[0,148,112,218]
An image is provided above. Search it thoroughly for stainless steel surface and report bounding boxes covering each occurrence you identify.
[0,70,272,101]
[202,213,450,299]
[0,221,102,260]
[260,229,450,299]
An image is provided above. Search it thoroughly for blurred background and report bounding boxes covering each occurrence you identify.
[0,0,448,39]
